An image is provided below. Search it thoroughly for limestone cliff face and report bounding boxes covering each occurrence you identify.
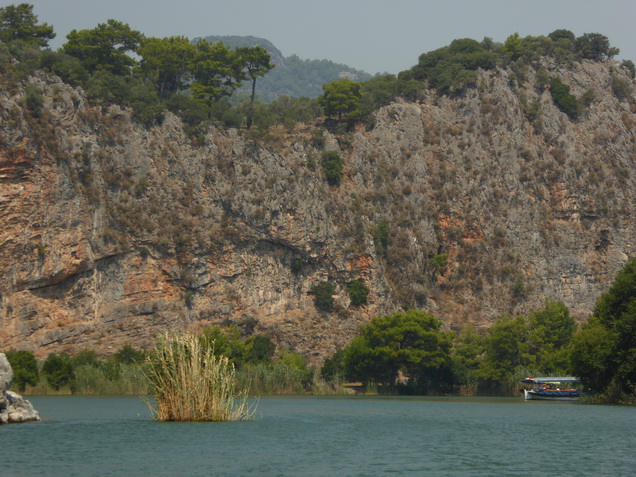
[1,59,635,365]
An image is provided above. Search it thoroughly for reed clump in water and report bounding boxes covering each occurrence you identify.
[144,332,256,421]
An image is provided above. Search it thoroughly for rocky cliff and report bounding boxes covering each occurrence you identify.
[1,59,634,366]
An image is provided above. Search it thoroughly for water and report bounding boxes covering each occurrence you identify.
[2,395,635,476]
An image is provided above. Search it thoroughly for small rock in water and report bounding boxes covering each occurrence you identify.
[0,353,40,424]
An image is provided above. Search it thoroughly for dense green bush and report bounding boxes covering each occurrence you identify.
[549,77,582,118]
[372,219,391,257]
[25,83,44,117]
[347,279,370,306]
[610,75,632,101]
[245,334,276,363]
[290,257,303,275]
[342,310,454,392]
[4,350,39,392]
[312,281,336,311]
[403,38,496,95]
[321,349,345,383]
[42,352,76,391]
[318,78,362,121]
[113,344,147,364]
[321,150,344,186]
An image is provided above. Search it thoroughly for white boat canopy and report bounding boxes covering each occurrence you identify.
[520,377,580,384]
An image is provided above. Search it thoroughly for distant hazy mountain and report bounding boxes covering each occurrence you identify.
[198,35,373,101]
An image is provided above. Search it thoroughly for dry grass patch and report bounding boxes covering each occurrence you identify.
[144,332,256,422]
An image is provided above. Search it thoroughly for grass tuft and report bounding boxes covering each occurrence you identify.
[144,332,256,422]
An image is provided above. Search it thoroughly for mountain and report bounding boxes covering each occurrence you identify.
[197,35,373,101]
[0,57,634,367]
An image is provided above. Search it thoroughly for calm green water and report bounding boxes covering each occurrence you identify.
[2,395,635,476]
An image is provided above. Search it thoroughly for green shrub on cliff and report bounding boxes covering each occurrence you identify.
[321,150,344,186]
[348,279,370,306]
[312,281,336,311]
[549,77,582,118]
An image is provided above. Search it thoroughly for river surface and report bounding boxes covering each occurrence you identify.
[2,395,635,476]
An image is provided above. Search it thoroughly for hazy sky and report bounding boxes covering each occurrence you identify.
[16,0,636,74]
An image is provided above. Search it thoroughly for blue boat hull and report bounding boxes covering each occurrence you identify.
[524,389,581,401]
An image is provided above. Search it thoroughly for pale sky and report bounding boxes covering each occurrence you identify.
[13,0,636,74]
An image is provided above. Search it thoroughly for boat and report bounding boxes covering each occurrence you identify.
[520,376,582,401]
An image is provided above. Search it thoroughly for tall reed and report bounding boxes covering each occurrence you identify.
[144,332,256,421]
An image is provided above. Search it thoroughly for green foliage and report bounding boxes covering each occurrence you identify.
[250,95,322,130]
[503,33,524,60]
[428,253,449,276]
[610,75,632,101]
[312,281,336,311]
[42,352,76,391]
[200,326,277,368]
[321,349,345,383]
[549,77,582,119]
[343,310,453,391]
[372,219,390,257]
[113,344,147,364]
[0,3,55,47]
[201,325,247,366]
[191,40,243,108]
[318,78,362,121]
[570,317,617,394]
[290,257,303,275]
[279,348,314,389]
[347,279,370,307]
[245,334,276,364]
[405,38,496,95]
[139,36,195,99]
[526,300,575,373]
[39,50,89,86]
[4,349,39,392]
[72,349,100,367]
[164,94,209,126]
[183,290,194,308]
[359,74,422,122]
[548,29,575,44]
[62,19,143,75]
[574,33,619,61]
[476,315,528,388]
[237,45,274,129]
[571,258,636,397]
[622,60,635,79]
[450,325,485,388]
[512,278,526,299]
[321,150,344,186]
[25,82,43,117]
[236,361,311,394]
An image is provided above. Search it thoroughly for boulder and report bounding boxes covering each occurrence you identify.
[0,353,40,424]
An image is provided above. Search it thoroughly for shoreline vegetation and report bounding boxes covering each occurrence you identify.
[5,257,636,405]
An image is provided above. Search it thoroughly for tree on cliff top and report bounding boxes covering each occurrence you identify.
[0,3,55,48]
[139,36,196,99]
[62,19,143,75]
[318,78,362,121]
[237,45,274,129]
